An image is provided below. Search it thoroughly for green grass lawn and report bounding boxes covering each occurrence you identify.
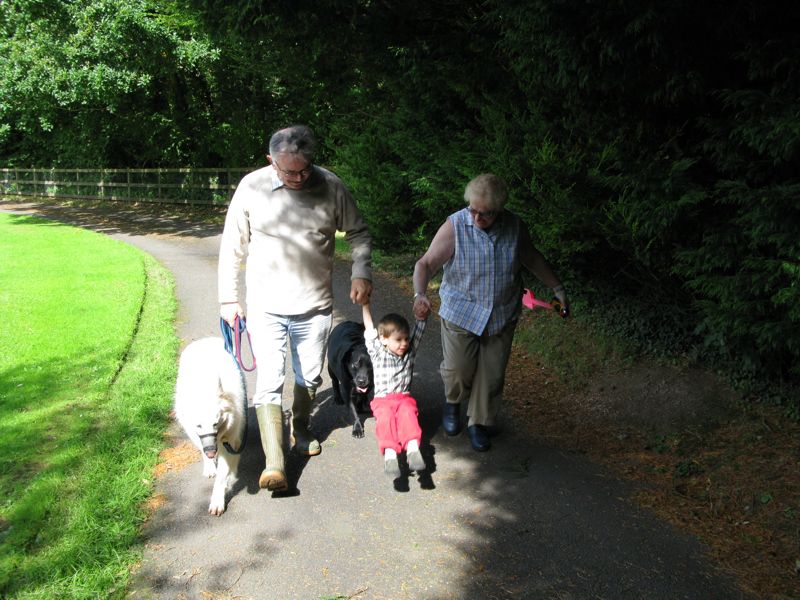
[0,212,177,598]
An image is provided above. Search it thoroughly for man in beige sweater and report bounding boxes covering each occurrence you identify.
[219,125,372,492]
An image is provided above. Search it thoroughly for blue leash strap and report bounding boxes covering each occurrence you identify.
[220,315,256,372]
[219,315,254,455]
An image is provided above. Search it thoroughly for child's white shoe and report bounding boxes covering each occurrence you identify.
[384,449,401,478]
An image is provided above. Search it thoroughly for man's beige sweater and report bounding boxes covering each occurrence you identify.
[218,165,372,315]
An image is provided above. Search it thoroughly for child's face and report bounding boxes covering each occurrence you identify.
[380,330,410,356]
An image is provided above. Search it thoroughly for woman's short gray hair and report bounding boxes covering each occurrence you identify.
[268,125,317,162]
[464,173,508,211]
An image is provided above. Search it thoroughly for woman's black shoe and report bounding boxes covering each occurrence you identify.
[442,402,461,436]
[467,425,491,452]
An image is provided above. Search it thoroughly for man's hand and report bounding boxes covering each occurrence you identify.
[220,302,244,325]
[413,294,432,320]
[350,278,373,305]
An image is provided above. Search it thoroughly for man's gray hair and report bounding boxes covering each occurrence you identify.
[464,173,508,211]
[268,125,317,162]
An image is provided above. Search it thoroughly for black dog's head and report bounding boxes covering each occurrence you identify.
[348,351,373,394]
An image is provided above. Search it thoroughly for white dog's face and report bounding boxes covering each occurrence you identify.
[197,408,224,458]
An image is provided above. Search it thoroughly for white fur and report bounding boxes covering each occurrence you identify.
[174,337,246,516]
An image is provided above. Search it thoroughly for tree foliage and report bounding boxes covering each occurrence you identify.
[0,0,262,166]
[1,0,798,407]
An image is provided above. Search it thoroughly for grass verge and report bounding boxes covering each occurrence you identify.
[0,213,177,598]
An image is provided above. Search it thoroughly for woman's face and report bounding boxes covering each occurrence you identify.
[467,198,499,230]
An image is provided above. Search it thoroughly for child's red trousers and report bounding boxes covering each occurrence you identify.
[370,392,422,454]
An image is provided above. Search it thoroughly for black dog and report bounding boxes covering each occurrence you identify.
[327,321,374,438]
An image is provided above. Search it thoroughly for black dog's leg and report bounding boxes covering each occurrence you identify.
[349,390,365,438]
[329,366,343,405]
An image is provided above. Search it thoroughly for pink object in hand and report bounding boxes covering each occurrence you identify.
[522,288,554,310]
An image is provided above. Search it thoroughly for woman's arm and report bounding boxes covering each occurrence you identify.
[518,227,570,315]
[412,219,455,320]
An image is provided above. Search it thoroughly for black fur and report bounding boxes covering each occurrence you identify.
[327,321,374,438]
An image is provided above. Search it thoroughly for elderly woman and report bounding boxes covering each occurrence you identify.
[412,173,569,452]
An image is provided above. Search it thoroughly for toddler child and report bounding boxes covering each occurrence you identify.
[362,302,427,477]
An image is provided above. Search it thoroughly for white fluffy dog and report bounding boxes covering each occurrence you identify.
[174,337,246,516]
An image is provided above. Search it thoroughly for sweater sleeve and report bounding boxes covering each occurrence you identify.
[217,186,250,304]
[336,181,372,281]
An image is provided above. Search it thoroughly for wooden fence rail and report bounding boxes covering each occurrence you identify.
[0,167,255,205]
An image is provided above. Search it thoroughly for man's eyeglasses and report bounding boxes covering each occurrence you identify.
[468,207,498,219]
[274,162,313,178]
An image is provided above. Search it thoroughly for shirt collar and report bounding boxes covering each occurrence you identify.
[464,207,503,238]
[269,166,284,191]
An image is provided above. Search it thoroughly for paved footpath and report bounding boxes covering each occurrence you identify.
[2,200,746,600]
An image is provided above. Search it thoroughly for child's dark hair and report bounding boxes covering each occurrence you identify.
[378,313,410,338]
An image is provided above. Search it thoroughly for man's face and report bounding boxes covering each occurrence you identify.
[270,153,313,190]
